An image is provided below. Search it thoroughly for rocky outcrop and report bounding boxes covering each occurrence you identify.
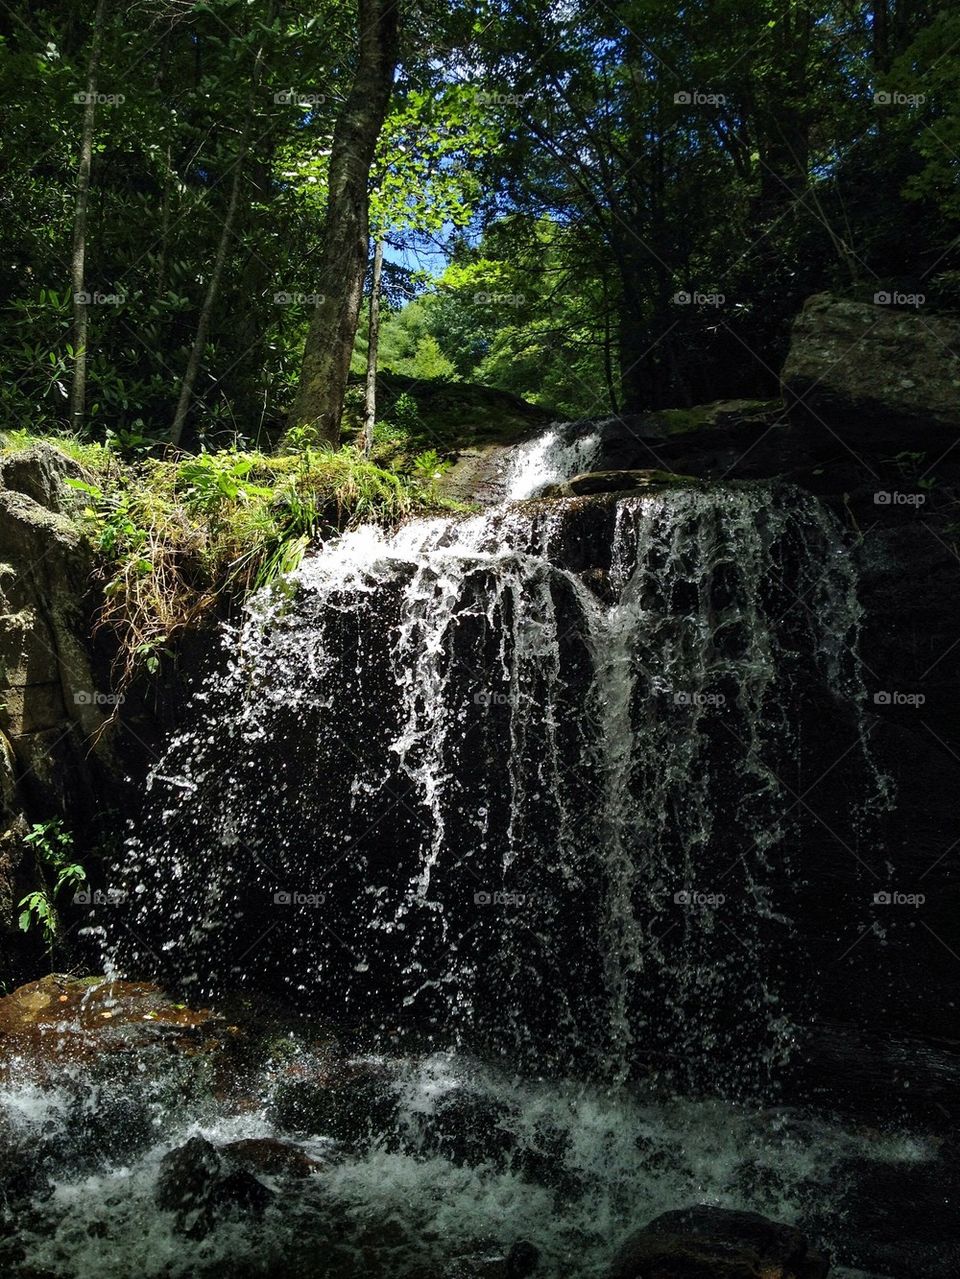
[0,447,108,970]
[0,446,204,984]
[543,468,698,497]
[0,973,230,1072]
[610,1207,830,1279]
[544,297,960,1124]
[782,292,960,446]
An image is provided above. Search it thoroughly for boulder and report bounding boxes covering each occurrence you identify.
[587,400,790,479]
[0,974,229,1073]
[610,1206,830,1279]
[506,1240,540,1276]
[154,1136,223,1214]
[155,1135,272,1239]
[0,444,90,514]
[269,1061,399,1147]
[221,1136,326,1178]
[417,1089,520,1168]
[781,292,960,446]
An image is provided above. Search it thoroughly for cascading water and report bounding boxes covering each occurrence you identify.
[112,479,880,1095]
[503,423,601,499]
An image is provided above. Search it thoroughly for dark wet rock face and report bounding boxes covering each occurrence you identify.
[809,1154,960,1278]
[0,1124,50,1209]
[610,1206,830,1279]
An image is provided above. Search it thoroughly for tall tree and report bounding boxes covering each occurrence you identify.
[288,0,400,445]
[68,0,109,431]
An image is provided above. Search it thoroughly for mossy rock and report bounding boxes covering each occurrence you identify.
[654,399,782,436]
[344,372,554,461]
[543,469,698,498]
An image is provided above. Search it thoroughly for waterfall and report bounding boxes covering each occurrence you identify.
[504,424,601,499]
[112,478,879,1095]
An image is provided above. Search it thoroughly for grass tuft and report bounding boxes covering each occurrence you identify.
[20,440,462,694]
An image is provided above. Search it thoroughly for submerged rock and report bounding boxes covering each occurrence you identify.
[155,1136,224,1214]
[506,1240,540,1276]
[222,1136,327,1178]
[418,1089,520,1167]
[155,1135,273,1239]
[269,1061,399,1148]
[610,1206,830,1279]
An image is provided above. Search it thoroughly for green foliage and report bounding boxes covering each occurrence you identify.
[0,0,351,441]
[389,392,424,435]
[411,448,452,487]
[58,441,460,690]
[2,0,955,446]
[18,821,86,948]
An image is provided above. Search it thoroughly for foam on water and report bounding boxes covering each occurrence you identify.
[0,1047,932,1278]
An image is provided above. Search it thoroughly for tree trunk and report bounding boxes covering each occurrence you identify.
[68,0,108,432]
[288,0,400,446]
[168,129,249,447]
[362,238,384,455]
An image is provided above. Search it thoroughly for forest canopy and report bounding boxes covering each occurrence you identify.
[1,0,957,446]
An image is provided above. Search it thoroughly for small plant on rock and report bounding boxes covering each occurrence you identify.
[18,820,87,950]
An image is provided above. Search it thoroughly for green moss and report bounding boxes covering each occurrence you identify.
[657,400,782,436]
[342,373,554,465]
[1,428,113,471]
